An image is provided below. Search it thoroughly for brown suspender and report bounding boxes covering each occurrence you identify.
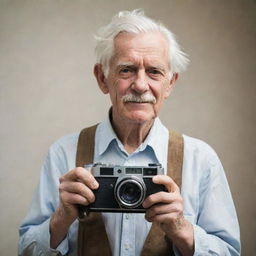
[76,124,184,256]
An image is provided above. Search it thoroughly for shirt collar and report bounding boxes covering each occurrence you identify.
[95,115,169,165]
[141,117,169,165]
[95,115,117,156]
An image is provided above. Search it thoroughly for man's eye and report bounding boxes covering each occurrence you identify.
[121,68,131,73]
[149,69,161,75]
[120,67,133,74]
[119,68,135,77]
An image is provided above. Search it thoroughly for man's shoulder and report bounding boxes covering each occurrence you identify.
[49,123,101,153]
[183,134,212,148]
[182,134,224,180]
[49,132,80,155]
[182,134,219,160]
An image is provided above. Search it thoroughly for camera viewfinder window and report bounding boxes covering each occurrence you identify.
[100,167,114,175]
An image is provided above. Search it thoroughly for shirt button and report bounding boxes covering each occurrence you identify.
[125,214,129,219]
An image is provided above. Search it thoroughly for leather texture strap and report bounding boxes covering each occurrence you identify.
[77,212,111,256]
[76,124,98,168]
[76,124,184,256]
[76,124,111,256]
[141,129,183,256]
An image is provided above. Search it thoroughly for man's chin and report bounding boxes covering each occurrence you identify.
[124,102,154,110]
[124,110,156,124]
[112,105,157,125]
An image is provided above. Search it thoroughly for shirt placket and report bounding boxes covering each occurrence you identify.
[120,213,135,256]
[119,158,136,255]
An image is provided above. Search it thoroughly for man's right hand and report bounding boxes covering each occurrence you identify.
[50,167,99,249]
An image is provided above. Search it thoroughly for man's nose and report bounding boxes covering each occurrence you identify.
[131,70,149,93]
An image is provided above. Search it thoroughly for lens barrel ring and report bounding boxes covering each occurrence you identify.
[114,177,146,208]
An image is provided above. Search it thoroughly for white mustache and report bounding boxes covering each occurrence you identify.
[122,93,156,104]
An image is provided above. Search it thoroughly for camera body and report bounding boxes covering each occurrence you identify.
[80,163,165,213]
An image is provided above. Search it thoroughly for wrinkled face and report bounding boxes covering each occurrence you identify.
[97,31,177,125]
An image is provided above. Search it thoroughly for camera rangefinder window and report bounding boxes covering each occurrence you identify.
[126,168,142,174]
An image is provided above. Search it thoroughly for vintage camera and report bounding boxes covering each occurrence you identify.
[79,163,165,214]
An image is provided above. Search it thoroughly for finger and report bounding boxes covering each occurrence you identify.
[145,203,182,221]
[61,190,91,206]
[143,191,179,208]
[145,211,181,224]
[59,181,96,203]
[60,167,99,190]
[152,175,180,193]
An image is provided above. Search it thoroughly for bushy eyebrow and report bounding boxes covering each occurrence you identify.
[114,63,137,74]
[116,62,166,72]
[117,61,134,67]
[147,66,166,72]
[116,62,135,69]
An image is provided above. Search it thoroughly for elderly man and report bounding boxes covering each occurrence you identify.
[19,10,240,256]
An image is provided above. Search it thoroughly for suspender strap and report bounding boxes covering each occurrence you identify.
[167,130,183,188]
[77,212,111,256]
[76,124,184,256]
[141,130,183,256]
[76,124,111,256]
[76,124,98,168]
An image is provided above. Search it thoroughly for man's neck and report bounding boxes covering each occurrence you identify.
[110,113,155,154]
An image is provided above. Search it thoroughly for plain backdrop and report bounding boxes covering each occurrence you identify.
[0,0,255,255]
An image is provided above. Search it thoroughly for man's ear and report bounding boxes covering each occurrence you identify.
[164,72,179,99]
[94,64,109,94]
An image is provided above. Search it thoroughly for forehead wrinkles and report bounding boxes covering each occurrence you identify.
[112,47,169,70]
[110,32,169,68]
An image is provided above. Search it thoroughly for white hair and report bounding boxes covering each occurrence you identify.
[94,9,189,76]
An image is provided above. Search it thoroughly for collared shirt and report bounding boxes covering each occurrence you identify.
[19,117,241,256]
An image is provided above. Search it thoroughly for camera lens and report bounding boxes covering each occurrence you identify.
[115,178,146,208]
[120,182,141,203]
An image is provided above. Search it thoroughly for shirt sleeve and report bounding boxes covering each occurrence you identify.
[18,142,70,256]
[188,146,240,256]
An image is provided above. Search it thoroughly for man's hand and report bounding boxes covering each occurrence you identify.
[50,167,99,249]
[142,175,194,256]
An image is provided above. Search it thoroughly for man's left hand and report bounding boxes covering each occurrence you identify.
[142,175,194,255]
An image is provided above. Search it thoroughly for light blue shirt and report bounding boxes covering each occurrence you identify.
[19,117,240,256]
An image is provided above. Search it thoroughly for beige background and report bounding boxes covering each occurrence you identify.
[0,0,255,255]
